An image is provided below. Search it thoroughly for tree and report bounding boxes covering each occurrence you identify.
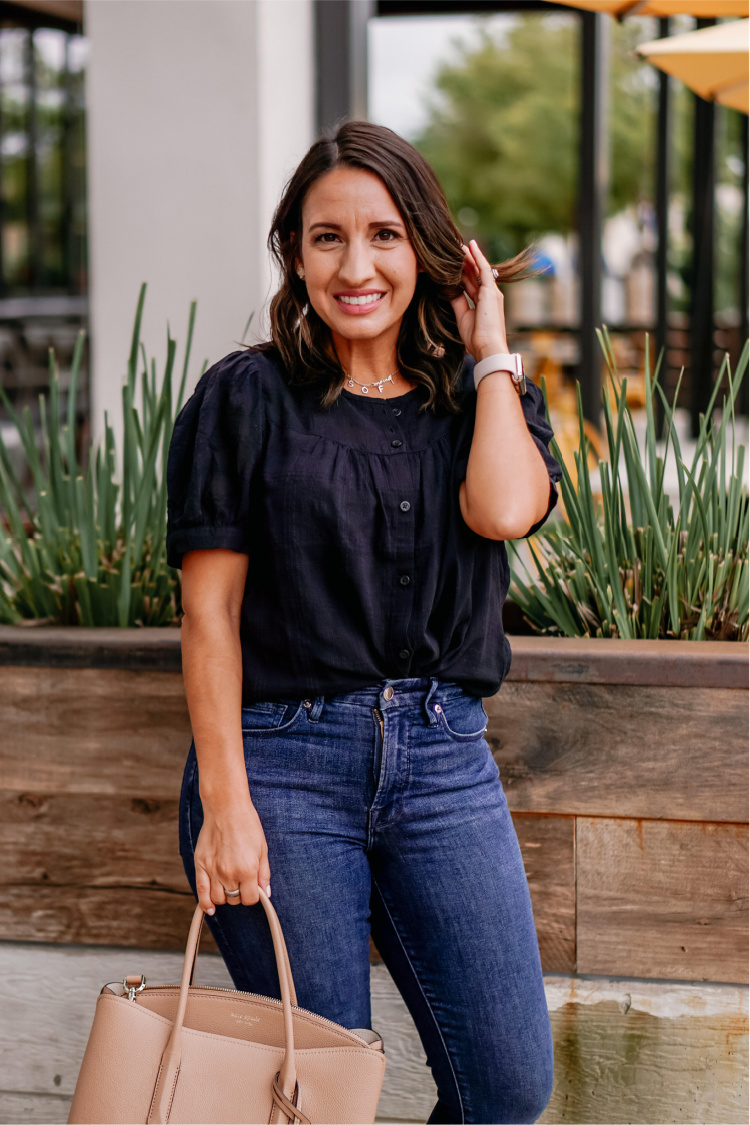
[413,14,669,260]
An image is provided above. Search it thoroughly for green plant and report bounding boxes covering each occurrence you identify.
[0,284,204,626]
[508,328,749,642]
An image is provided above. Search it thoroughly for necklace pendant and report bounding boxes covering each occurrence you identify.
[361,386,369,394]
[347,377,354,388]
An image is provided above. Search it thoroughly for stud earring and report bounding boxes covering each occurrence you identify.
[297,266,306,280]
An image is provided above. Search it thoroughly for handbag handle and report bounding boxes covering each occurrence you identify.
[188,894,299,1008]
[148,890,305,1125]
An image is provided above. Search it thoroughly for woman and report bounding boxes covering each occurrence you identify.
[166,120,562,1125]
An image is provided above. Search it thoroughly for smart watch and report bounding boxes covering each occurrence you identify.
[473,352,527,396]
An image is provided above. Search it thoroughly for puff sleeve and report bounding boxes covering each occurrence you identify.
[165,350,266,570]
[516,378,563,539]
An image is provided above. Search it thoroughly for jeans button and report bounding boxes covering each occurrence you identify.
[383,685,394,701]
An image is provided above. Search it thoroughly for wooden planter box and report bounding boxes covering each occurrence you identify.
[0,626,747,1124]
[487,635,748,984]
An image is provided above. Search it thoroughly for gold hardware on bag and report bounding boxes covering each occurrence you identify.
[123,975,146,1001]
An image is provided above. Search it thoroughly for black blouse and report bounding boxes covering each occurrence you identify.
[165,347,562,703]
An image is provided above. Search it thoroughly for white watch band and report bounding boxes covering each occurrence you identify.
[473,352,524,392]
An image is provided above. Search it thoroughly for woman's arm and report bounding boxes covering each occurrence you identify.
[180,547,272,913]
[458,374,553,541]
[451,239,554,541]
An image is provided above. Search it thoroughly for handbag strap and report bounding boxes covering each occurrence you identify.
[188,894,298,1007]
[148,889,300,1125]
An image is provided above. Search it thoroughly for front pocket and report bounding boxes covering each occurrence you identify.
[240,699,306,734]
[435,693,488,742]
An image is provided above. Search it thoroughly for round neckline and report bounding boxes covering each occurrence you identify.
[340,384,422,405]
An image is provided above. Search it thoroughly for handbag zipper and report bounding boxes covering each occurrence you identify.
[108,982,380,1045]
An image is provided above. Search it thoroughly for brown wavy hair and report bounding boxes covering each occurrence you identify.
[264,120,544,414]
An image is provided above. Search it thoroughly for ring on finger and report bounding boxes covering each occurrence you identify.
[225,888,241,898]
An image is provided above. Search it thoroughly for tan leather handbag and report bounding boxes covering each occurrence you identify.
[68,889,386,1124]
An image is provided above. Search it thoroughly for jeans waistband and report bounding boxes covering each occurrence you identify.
[312,676,473,715]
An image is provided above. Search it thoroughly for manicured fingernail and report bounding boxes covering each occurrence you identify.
[208,906,215,915]
[266,885,272,899]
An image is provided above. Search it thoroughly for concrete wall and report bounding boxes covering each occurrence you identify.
[84,0,314,449]
[1,940,746,1124]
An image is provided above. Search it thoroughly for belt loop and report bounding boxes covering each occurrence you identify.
[308,695,325,722]
[424,677,439,726]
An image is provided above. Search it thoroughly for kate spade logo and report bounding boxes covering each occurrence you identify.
[231,1011,261,1024]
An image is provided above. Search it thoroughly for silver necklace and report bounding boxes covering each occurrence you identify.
[345,368,400,395]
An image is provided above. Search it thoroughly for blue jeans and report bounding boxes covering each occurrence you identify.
[178,677,554,1124]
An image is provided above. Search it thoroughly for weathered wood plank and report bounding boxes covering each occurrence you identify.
[1,629,744,688]
[0,886,218,952]
[539,975,748,1124]
[0,1092,73,1124]
[503,636,749,689]
[0,666,191,796]
[577,818,749,983]
[511,812,575,973]
[485,682,749,822]
[0,624,182,670]
[0,792,186,887]
[0,792,574,969]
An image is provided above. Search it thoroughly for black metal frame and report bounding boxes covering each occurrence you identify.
[0,2,82,35]
[0,19,84,296]
[689,17,716,438]
[740,112,749,417]
[315,0,373,136]
[578,10,608,427]
[654,17,671,437]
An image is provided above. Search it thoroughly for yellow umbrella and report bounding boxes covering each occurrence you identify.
[636,18,749,112]
[550,1,748,18]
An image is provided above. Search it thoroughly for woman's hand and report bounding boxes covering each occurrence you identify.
[194,794,272,915]
[450,239,510,362]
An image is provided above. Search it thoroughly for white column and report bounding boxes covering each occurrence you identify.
[255,0,314,335]
[84,0,314,450]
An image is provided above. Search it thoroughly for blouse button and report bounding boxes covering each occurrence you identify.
[400,574,411,586]
[392,408,402,416]
[400,500,411,512]
[398,648,410,660]
[391,439,402,448]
